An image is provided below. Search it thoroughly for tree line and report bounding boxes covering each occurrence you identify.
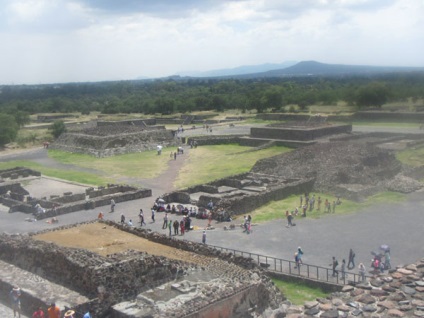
[0,73,423,146]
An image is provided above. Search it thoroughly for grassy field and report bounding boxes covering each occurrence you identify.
[396,146,424,167]
[271,278,329,305]
[0,160,109,186]
[48,149,172,179]
[174,144,291,189]
[250,192,405,223]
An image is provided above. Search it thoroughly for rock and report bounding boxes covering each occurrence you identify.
[357,294,376,304]
[351,309,362,316]
[399,304,413,311]
[401,285,417,295]
[347,302,359,308]
[378,300,396,309]
[383,276,394,282]
[398,268,414,275]
[399,300,411,305]
[412,300,424,307]
[414,310,424,317]
[351,289,365,297]
[304,300,319,309]
[392,272,404,279]
[390,291,407,301]
[363,304,377,312]
[417,287,424,293]
[304,306,320,316]
[387,309,405,317]
[390,281,403,289]
[383,285,397,292]
[416,282,424,287]
[406,264,418,272]
[320,309,339,318]
[319,303,333,311]
[370,289,388,297]
[286,305,303,314]
[331,298,343,306]
[371,279,384,287]
[342,285,354,292]
[337,305,351,312]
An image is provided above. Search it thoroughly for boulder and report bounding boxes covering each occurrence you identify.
[387,309,405,317]
[357,294,376,304]
[320,309,339,318]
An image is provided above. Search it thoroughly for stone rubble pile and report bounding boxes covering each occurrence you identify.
[251,142,422,199]
[265,258,424,318]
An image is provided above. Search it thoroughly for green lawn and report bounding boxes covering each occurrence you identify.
[174,144,291,189]
[48,149,172,179]
[396,146,424,167]
[272,278,329,305]
[251,192,405,223]
[0,160,108,186]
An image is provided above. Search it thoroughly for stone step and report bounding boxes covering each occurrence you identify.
[0,259,90,316]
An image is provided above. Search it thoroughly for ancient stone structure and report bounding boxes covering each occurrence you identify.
[0,221,284,318]
[162,172,314,218]
[51,123,181,157]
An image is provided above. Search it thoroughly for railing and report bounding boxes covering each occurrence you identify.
[207,244,368,285]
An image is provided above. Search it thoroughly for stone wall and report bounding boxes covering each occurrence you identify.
[354,111,424,122]
[0,167,41,180]
[256,113,352,122]
[250,124,352,141]
[185,135,246,146]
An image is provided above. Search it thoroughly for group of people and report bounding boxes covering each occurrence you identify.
[9,287,92,318]
[298,193,342,217]
[163,212,193,236]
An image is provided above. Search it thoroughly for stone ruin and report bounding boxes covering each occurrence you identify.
[0,168,152,220]
[0,221,284,318]
[51,120,181,157]
[161,172,315,218]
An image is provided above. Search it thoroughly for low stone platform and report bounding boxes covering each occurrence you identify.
[0,259,90,316]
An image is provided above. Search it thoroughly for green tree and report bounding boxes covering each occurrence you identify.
[14,111,31,127]
[50,120,66,138]
[0,113,19,146]
[355,82,389,108]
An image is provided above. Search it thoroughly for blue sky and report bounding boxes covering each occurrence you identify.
[1,0,423,84]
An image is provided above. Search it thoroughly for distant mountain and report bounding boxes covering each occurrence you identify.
[178,61,297,77]
[242,61,424,78]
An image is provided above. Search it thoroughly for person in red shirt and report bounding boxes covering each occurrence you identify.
[47,302,61,318]
[32,307,45,318]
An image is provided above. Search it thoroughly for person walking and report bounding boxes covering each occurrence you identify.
[202,230,206,244]
[139,209,146,226]
[330,257,339,277]
[286,211,293,227]
[340,259,346,280]
[162,213,168,229]
[151,208,155,223]
[358,263,366,283]
[347,248,355,269]
[120,214,125,225]
[10,286,21,318]
[110,199,115,212]
[168,220,172,237]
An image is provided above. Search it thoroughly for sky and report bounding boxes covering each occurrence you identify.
[0,0,423,85]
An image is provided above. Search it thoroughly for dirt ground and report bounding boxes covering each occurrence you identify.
[33,223,211,266]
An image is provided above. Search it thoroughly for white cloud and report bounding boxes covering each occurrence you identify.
[0,0,422,84]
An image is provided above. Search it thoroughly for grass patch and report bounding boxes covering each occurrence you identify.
[0,160,109,186]
[48,149,172,179]
[396,146,424,167]
[175,145,291,189]
[251,192,406,223]
[272,278,329,305]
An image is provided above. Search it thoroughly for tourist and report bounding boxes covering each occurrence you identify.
[47,302,61,318]
[97,212,104,220]
[139,209,146,226]
[10,285,21,318]
[180,219,185,235]
[297,247,304,265]
[309,195,315,211]
[299,195,303,207]
[286,211,293,228]
[174,152,177,160]
[120,213,125,225]
[173,220,179,235]
[207,200,213,210]
[32,306,45,318]
[294,252,301,268]
[110,199,115,212]
[202,230,206,244]
[168,220,172,237]
[324,199,329,212]
[128,219,133,227]
[151,208,155,223]
[340,259,346,279]
[358,263,366,283]
[332,201,336,213]
[330,257,339,277]
[347,248,355,269]
[384,250,391,270]
[317,196,322,211]
[302,204,307,217]
[336,197,342,205]
[162,213,168,229]
[185,216,191,232]
[83,309,93,318]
